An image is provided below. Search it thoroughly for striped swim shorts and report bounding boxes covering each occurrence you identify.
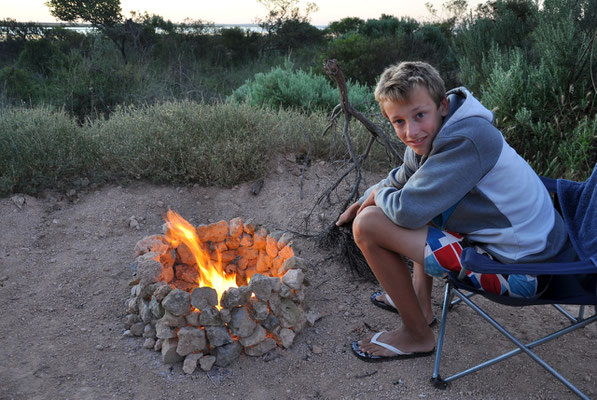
[423,226,539,298]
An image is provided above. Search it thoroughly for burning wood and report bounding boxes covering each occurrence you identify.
[124,211,315,373]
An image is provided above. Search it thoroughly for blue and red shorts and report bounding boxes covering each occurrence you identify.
[424,226,539,298]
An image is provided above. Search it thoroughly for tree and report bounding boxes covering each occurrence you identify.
[45,0,129,61]
[255,0,319,54]
[46,0,122,26]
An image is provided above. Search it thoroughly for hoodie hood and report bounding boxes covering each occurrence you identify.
[442,87,494,131]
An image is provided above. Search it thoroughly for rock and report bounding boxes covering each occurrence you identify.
[306,310,322,326]
[281,269,304,290]
[143,338,156,349]
[149,298,165,319]
[176,327,207,356]
[228,217,244,238]
[153,285,173,302]
[265,236,279,259]
[190,287,218,310]
[213,342,242,367]
[143,323,156,339]
[261,314,280,332]
[11,195,25,209]
[139,300,153,323]
[186,311,201,326]
[130,322,145,337]
[155,320,177,340]
[128,216,140,230]
[277,232,293,249]
[277,328,295,349]
[239,325,266,348]
[229,307,256,338]
[248,298,269,321]
[199,307,224,326]
[154,339,163,352]
[249,273,273,301]
[219,308,231,323]
[278,256,309,275]
[278,244,294,260]
[196,220,228,242]
[161,338,183,364]
[175,264,200,283]
[205,326,233,347]
[277,298,306,332]
[159,312,187,327]
[175,244,196,266]
[136,252,166,285]
[311,345,323,354]
[183,353,203,374]
[125,298,139,314]
[244,338,277,357]
[199,355,217,372]
[134,235,167,256]
[162,289,191,317]
[124,314,140,329]
[220,286,251,309]
[279,283,292,298]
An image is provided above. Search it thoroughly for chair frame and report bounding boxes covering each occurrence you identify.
[432,282,597,399]
[431,174,597,399]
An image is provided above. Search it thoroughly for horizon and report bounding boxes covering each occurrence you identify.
[2,0,486,26]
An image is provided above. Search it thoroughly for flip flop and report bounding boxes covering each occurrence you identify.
[370,291,438,327]
[351,331,435,362]
[370,291,398,312]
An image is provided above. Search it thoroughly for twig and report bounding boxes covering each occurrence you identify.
[355,370,379,379]
[299,130,312,200]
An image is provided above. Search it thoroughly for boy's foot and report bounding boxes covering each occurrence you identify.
[353,328,435,360]
[371,291,437,326]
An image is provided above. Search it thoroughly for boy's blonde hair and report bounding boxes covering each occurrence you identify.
[374,61,446,118]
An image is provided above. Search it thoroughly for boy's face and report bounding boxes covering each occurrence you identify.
[382,85,449,156]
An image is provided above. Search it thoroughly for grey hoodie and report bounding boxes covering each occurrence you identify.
[360,87,568,263]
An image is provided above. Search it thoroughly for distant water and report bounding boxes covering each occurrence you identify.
[26,22,326,34]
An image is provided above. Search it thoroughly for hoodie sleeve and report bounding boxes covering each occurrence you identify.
[358,148,419,204]
[374,120,503,228]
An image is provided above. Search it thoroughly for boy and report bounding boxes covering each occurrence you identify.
[336,61,571,360]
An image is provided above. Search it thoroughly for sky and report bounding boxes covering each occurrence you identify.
[1,0,486,26]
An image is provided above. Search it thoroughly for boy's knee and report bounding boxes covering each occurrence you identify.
[353,207,385,246]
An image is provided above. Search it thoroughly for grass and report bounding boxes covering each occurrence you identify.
[0,100,388,197]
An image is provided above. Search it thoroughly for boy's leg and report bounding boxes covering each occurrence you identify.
[353,207,435,356]
[374,262,434,324]
[413,262,434,322]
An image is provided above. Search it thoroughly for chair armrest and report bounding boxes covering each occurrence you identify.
[539,175,558,193]
[460,247,597,275]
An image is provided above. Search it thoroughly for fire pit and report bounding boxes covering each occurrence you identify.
[124,210,313,374]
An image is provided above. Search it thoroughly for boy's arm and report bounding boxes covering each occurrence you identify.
[374,128,502,229]
[358,149,419,204]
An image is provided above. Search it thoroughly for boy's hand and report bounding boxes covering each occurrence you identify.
[335,189,378,226]
[336,201,360,226]
[357,189,377,215]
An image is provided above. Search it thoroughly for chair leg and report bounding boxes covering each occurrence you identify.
[435,288,597,400]
[431,281,452,388]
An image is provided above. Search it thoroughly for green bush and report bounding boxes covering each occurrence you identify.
[454,0,596,180]
[231,61,375,113]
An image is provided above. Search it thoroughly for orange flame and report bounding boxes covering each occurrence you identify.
[163,210,237,307]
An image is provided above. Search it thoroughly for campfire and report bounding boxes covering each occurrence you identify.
[124,211,314,374]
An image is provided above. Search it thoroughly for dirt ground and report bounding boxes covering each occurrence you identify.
[1,154,596,400]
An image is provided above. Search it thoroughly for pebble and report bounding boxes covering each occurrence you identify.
[311,345,323,354]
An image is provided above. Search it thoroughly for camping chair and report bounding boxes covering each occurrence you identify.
[431,164,597,400]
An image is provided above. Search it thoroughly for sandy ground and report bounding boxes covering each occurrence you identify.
[1,154,596,400]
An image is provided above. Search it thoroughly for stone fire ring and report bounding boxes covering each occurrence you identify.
[123,217,319,375]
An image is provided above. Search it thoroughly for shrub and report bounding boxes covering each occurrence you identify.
[0,106,98,195]
[231,60,375,113]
